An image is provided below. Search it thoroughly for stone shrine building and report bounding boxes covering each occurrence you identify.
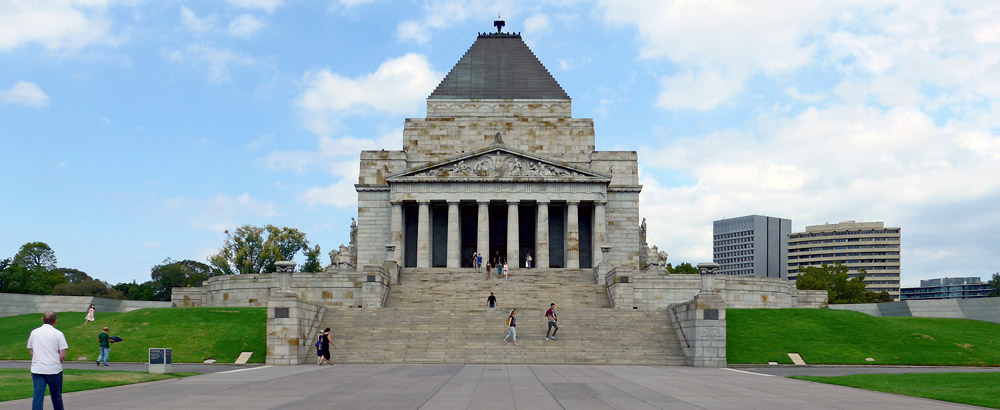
[355,27,643,273]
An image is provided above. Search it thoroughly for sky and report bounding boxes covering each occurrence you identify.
[2,0,999,288]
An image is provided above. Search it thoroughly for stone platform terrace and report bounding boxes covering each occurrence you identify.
[1,364,987,410]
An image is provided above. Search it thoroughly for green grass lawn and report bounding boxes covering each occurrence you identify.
[0,308,265,363]
[791,372,1000,409]
[728,308,1000,365]
[0,368,199,402]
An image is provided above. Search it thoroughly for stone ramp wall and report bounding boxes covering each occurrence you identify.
[0,292,173,318]
[172,270,368,309]
[608,273,827,309]
[829,297,1000,323]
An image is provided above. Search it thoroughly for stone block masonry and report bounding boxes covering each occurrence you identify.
[172,270,375,310]
[830,297,1000,324]
[266,292,326,365]
[0,293,173,318]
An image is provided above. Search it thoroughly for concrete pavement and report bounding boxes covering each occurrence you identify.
[2,364,991,410]
[0,360,259,374]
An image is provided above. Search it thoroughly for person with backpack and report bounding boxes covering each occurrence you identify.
[503,309,518,346]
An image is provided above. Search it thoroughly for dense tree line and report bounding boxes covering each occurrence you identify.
[795,263,893,304]
[1,224,326,301]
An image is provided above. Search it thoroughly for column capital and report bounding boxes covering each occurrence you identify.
[566,200,581,205]
[535,199,550,205]
[447,200,461,205]
[507,200,520,205]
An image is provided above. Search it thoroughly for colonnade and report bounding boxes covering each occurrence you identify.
[390,200,606,269]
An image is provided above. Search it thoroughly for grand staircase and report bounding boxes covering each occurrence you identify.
[321,268,687,365]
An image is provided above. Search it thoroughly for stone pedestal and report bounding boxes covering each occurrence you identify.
[266,293,326,365]
[669,262,726,367]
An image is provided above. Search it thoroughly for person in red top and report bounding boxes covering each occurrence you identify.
[545,303,558,340]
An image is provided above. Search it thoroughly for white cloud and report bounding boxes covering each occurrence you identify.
[0,0,121,51]
[297,53,441,135]
[166,193,277,232]
[225,0,282,13]
[0,81,50,107]
[524,13,550,36]
[180,6,214,33]
[640,103,1000,280]
[227,14,263,37]
[395,0,519,44]
[164,44,254,83]
[337,0,376,7]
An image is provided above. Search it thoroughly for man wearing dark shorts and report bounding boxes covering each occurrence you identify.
[545,303,558,340]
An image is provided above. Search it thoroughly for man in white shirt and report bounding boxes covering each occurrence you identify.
[27,311,68,410]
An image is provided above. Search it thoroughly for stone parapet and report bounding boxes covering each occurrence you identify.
[171,270,373,310]
[0,293,173,318]
[265,293,326,365]
[669,293,727,367]
[361,265,391,309]
[612,274,827,309]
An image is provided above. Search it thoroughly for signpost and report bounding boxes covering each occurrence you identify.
[149,348,173,374]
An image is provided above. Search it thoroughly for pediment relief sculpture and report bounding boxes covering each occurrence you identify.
[411,152,588,178]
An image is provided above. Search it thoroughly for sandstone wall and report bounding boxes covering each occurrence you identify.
[614,274,826,309]
[172,271,368,310]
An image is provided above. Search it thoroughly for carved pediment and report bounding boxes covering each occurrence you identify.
[388,147,610,182]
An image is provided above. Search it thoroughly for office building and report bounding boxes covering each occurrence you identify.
[713,215,790,278]
[787,221,901,299]
[901,277,993,300]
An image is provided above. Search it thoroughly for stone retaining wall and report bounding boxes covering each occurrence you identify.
[172,270,374,310]
[829,297,1000,323]
[0,293,173,318]
[607,273,827,309]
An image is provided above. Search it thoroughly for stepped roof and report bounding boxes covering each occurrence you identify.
[428,31,570,100]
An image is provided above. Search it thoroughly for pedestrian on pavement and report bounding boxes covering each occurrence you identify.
[503,309,518,346]
[27,311,68,410]
[545,303,559,340]
[502,261,509,280]
[83,304,95,325]
[318,327,335,365]
[487,292,497,308]
[96,326,114,366]
[525,252,532,269]
[316,331,325,365]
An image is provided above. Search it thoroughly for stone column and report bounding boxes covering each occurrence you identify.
[566,201,580,269]
[536,201,549,269]
[593,201,606,266]
[390,202,403,263]
[477,201,489,261]
[446,201,460,268]
[506,201,519,267]
[416,201,430,268]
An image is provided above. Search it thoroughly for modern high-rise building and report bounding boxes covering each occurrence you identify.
[901,277,993,300]
[713,215,790,278]
[787,221,901,299]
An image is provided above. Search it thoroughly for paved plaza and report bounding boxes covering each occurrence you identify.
[2,364,991,409]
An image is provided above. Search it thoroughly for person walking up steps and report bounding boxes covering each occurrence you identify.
[503,309,518,346]
[487,292,497,308]
[545,303,558,340]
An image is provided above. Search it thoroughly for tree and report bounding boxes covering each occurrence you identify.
[12,242,57,271]
[149,258,215,301]
[53,279,123,299]
[796,263,881,304]
[989,272,1000,297]
[301,245,323,272]
[665,262,699,274]
[113,281,156,301]
[208,225,310,275]
[52,267,91,284]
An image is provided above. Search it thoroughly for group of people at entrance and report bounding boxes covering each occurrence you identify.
[500,303,558,346]
[473,250,532,280]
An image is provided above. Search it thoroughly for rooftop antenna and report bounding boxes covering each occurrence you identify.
[494,13,505,34]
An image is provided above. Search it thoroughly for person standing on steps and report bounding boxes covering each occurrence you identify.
[28,311,68,410]
[502,261,509,280]
[84,304,95,325]
[525,252,532,269]
[545,303,558,340]
[503,309,518,346]
[487,292,497,308]
[475,251,482,273]
[96,326,113,366]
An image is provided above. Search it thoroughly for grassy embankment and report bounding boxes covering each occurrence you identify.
[792,372,1000,409]
[728,308,1000,365]
[0,369,199,402]
[0,308,265,363]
